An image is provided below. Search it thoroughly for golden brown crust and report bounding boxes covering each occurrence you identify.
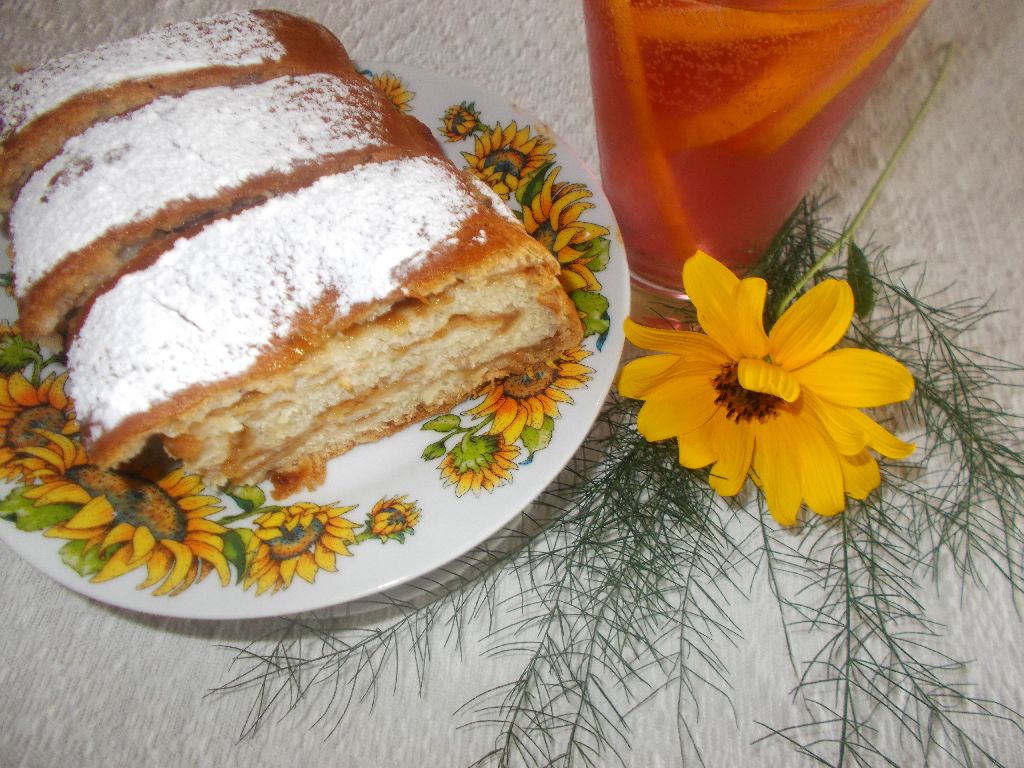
[17,11,585,495]
[15,71,446,347]
[0,10,353,216]
[76,209,582,474]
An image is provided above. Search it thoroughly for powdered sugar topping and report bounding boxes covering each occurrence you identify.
[12,73,386,294]
[67,157,478,435]
[469,176,518,222]
[0,11,285,142]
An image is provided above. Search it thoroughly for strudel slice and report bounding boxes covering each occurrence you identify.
[10,71,437,347]
[67,157,584,497]
[0,10,351,214]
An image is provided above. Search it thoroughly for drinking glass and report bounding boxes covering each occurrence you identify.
[582,0,932,304]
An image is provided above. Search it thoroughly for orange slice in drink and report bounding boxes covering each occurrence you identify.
[652,39,843,151]
[746,0,931,153]
[637,0,928,154]
[635,2,873,44]
[605,0,696,261]
[636,3,878,150]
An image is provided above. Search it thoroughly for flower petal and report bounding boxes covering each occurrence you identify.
[635,375,719,442]
[618,355,677,399]
[619,354,718,399]
[683,251,759,359]
[624,318,730,364]
[320,532,353,557]
[255,565,279,595]
[8,372,40,406]
[770,280,853,369]
[187,517,228,535]
[132,525,156,560]
[177,495,222,512]
[296,552,318,583]
[278,555,298,587]
[801,389,915,459]
[101,522,136,550]
[139,547,172,590]
[795,348,915,407]
[153,541,194,596]
[499,407,529,444]
[189,541,231,586]
[708,418,754,496]
[751,417,803,526]
[857,411,916,460]
[314,543,337,572]
[677,416,718,469]
[491,399,521,436]
[839,450,881,500]
[789,413,846,517]
[738,359,800,402]
[91,544,140,583]
[65,495,115,529]
[29,482,93,506]
[731,275,771,358]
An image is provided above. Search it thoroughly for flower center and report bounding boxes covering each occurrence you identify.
[266,518,325,561]
[503,366,553,399]
[451,434,502,473]
[5,405,67,449]
[448,109,475,134]
[712,362,782,423]
[65,465,187,541]
[486,148,526,178]
[373,506,409,535]
[533,222,557,254]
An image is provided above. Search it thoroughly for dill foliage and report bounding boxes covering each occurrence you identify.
[210,198,1024,766]
[210,46,1022,767]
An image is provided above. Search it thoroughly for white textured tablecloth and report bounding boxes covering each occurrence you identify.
[1,1,1022,765]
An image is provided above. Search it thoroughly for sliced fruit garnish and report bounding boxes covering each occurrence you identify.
[633,2,874,43]
[605,0,695,259]
[639,0,929,153]
[745,0,931,153]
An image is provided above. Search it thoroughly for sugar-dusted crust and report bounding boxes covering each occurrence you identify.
[13,10,585,497]
[0,10,353,215]
[11,70,441,347]
[67,162,582,496]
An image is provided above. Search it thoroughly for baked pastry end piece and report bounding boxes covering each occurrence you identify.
[212,244,580,499]
[0,10,353,215]
[67,158,584,498]
[110,241,579,499]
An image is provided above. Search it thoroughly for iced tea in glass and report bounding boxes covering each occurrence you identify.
[583,0,932,298]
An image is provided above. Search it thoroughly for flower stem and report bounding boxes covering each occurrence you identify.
[218,508,266,525]
[354,528,377,544]
[776,43,954,311]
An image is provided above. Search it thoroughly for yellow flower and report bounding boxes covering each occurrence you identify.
[462,121,554,199]
[244,501,358,595]
[0,371,78,482]
[440,434,519,496]
[369,71,414,113]
[440,101,480,142]
[520,166,609,294]
[467,347,592,445]
[618,251,916,525]
[367,495,420,541]
[34,433,230,594]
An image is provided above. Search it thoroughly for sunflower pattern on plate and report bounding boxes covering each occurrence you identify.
[0,71,615,598]
[423,348,594,497]
[419,94,612,495]
[361,69,415,113]
[0,325,421,597]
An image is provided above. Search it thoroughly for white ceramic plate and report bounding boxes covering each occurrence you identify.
[0,63,627,620]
